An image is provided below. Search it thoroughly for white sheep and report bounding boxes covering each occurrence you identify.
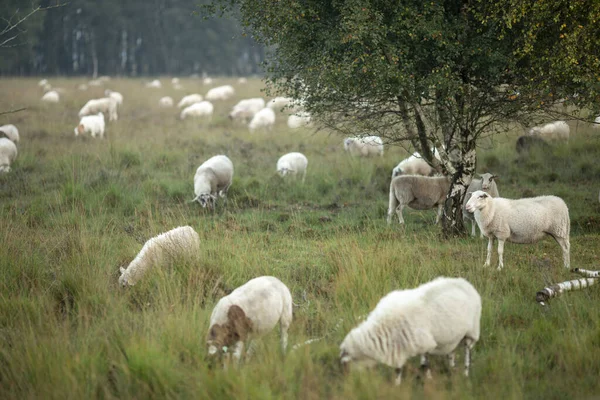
[118,226,200,287]
[229,98,265,122]
[267,97,293,111]
[528,121,570,141]
[74,113,105,138]
[205,85,235,101]
[171,77,180,85]
[104,89,124,106]
[248,108,276,132]
[192,155,234,208]
[0,138,18,173]
[207,276,293,362]
[237,77,247,84]
[145,79,162,88]
[159,96,174,108]
[276,152,308,182]
[462,173,500,237]
[180,101,214,120]
[387,175,450,224]
[344,136,384,157]
[79,97,118,122]
[41,90,60,103]
[88,79,103,87]
[593,116,600,129]
[287,112,312,129]
[203,77,214,85]
[38,79,48,87]
[0,124,19,144]
[177,94,204,108]
[466,190,570,270]
[391,150,441,178]
[77,84,88,91]
[340,277,481,385]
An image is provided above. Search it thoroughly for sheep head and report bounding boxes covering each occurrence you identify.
[206,305,253,357]
[198,193,217,208]
[465,190,489,213]
[118,267,132,287]
[479,173,497,190]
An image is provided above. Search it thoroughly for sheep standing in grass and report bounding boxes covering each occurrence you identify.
[79,97,118,122]
[462,173,499,237]
[145,79,162,88]
[466,190,570,270]
[206,85,235,101]
[391,150,440,178]
[193,155,234,208]
[74,113,105,138]
[267,97,293,111]
[119,226,200,287]
[0,138,18,173]
[276,152,308,182]
[177,94,203,108]
[593,116,600,129]
[207,276,293,362]
[180,101,214,120]
[528,121,570,141]
[41,90,60,103]
[248,108,276,132]
[159,96,174,108]
[0,124,19,144]
[229,98,265,122]
[344,136,384,157]
[287,112,312,129]
[104,90,123,106]
[387,175,451,225]
[340,277,481,385]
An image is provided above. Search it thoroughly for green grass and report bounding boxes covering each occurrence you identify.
[1,77,599,399]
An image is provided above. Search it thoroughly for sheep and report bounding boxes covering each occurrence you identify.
[229,98,265,122]
[79,97,118,122]
[387,175,450,225]
[118,226,200,287]
[340,277,481,385]
[145,79,162,88]
[515,135,550,155]
[276,152,308,182]
[462,173,500,237]
[0,124,19,144]
[38,79,48,87]
[205,85,235,101]
[104,89,123,106]
[343,136,384,157]
[391,150,441,178]
[171,77,180,85]
[0,138,18,173]
[41,90,60,103]
[177,94,203,108]
[593,116,600,129]
[248,108,276,132]
[180,101,214,120]
[192,155,234,208]
[528,121,570,141]
[237,77,247,84]
[203,77,214,85]
[267,97,293,111]
[466,190,570,270]
[88,79,103,87]
[159,96,174,108]
[77,84,88,91]
[287,112,312,129]
[207,276,293,362]
[74,113,105,139]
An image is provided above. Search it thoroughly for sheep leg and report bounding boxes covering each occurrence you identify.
[447,353,456,370]
[420,354,432,379]
[484,237,494,267]
[555,237,570,269]
[232,341,245,364]
[301,170,306,184]
[394,367,403,386]
[471,221,476,237]
[435,204,443,225]
[387,188,400,225]
[497,239,505,270]
[464,338,474,377]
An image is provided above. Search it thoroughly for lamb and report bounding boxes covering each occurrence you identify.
[41,90,60,103]
[192,155,234,208]
[340,277,481,385]
[343,136,384,157]
[229,98,265,122]
[74,113,105,138]
[177,94,203,108]
[387,175,450,225]
[287,112,312,129]
[207,276,293,362]
[118,226,200,287]
[465,190,570,270]
[248,108,276,132]
[0,124,19,144]
[276,152,308,182]
[180,101,214,120]
[79,97,118,122]
[145,79,162,88]
[462,173,500,237]
[159,96,174,108]
[104,90,124,106]
[528,121,570,141]
[0,138,18,173]
[205,85,235,101]
[391,150,441,178]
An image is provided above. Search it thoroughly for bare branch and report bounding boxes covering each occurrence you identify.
[0,107,27,116]
[0,3,66,48]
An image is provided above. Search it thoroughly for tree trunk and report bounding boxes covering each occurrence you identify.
[91,30,98,79]
[441,146,476,238]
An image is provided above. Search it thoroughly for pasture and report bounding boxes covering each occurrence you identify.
[1,77,599,399]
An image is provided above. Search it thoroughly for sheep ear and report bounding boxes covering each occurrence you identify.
[119,267,126,274]
[491,175,499,181]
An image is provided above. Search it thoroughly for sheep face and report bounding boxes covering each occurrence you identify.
[479,173,497,190]
[206,305,253,357]
[278,168,292,177]
[118,267,131,287]
[198,193,217,208]
[465,190,489,213]
[343,138,354,150]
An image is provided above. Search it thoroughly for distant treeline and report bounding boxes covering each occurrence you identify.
[0,0,265,77]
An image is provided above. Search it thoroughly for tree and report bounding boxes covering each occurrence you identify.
[203,0,600,236]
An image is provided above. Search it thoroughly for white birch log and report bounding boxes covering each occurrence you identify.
[536,278,597,306]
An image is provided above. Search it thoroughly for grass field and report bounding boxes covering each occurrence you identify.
[1,77,599,399]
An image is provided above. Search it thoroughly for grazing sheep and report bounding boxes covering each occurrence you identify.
[207,276,293,362]
[206,85,235,101]
[41,90,60,103]
[88,79,103,87]
[0,124,19,144]
[287,112,312,129]
[528,121,570,141]
[38,79,48,87]
[229,98,265,122]
[387,175,450,224]
[74,113,105,138]
[515,135,550,155]
[391,150,441,178]
[79,97,118,122]
[248,108,276,132]
[340,277,481,385]
[462,173,500,237]
[0,138,18,173]
[237,77,248,84]
[267,97,293,111]
[159,96,174,108]
[118,226,200,287]
[203,77,214,85]
[466,190,570,270]
[277,152,308,182]
[145,79,162,88]
[192,155,234,208]
[171,77,180,85]
[344,136,384,157]
[180,101,214,120]
[104,89,123,106]
[177,94,204,108]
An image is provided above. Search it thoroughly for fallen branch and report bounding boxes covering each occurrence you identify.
[0,107,26,116]
[536,277,597,306]
[572,268,600,278]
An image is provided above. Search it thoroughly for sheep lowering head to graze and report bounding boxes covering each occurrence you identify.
[248,108,276,132]
[229,98,265,122]
[528,121,570,141]
[391,150,441,178]
[276,152,308,182]
[118,226,200,287]
[74,113,105,139]
[104,90,123,106]
[462,173,500,237]
[192,155,234,208]
[79,97,118,122]
[0,124,19,144]
[205,85,235,101]
[466,190,570,270]
[207,276,293,363]
[387,175,451,225]
[0,138,18,173]
[177,94,203,108]
[159,96,174,108]
[340,277,481,385]
[287,112,312,129]
[41,90,60,103]
[180,101,214,120]
[344,136,384,157]
[145,79,162,88]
